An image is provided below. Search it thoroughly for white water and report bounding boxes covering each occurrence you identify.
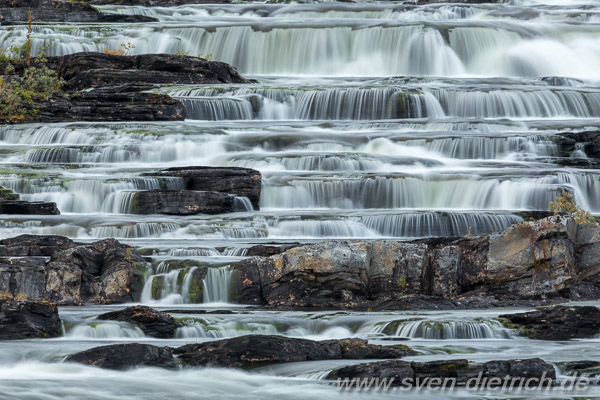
[2,0,600,398]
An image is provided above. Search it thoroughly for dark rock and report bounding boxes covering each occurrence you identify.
[0,299,61,339]
[328,358,556,386]
[0,0,158,23]
[0,201,59,215]
[97,306,179,338]
[47,52,250,91]
[32,88,185,123]
[560,131,600,159]
[246,243,301,257]
[499,305,600,340]
[131,190,235,215]
[0,235,145,305]
[173,335,415,369]
[142,167,262,210]
[557,360,600,379]
[65,343,177,370]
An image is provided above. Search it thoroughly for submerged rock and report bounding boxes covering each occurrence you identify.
[328,358,556,386]
[499,305,600,340]
[97,306,179,338]
[0,235,145,305]
[142,167,262,210]
[0,299,61,340]
[234,217,600,308]
[173,335,416,369]
[130,190,235,215]
[65,343,177,370]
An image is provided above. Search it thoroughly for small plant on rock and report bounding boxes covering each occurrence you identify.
[549,190,596,224]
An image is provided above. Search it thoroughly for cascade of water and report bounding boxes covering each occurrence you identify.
[202,265,234,304]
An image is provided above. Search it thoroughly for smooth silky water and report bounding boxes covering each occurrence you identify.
[1,0,600,398]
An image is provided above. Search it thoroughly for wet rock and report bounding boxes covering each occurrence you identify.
[499,305,600,340]
[328,358,556,386]
[557,360,600,380]
[97,306,179,338]
[65,343,177,370]
[0,235,145,305]
[142,167,262,210]
[131,190,235,215]
[0,299,61,340]
[47,52,250,91]
[87,0,229,5]
[174,335,416,369]
[245,243,301,257]
[0,201,59,215]
[0,0,157,23]
[560,131,600,159]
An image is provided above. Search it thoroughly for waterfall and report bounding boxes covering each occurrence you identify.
[202,266,234,304]
[376,319,513,339]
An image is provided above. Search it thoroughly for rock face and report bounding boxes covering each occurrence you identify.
[0,0,157,23]
[97,306,179,338]
[235,217,600,307]
[328,358,556,386]
[131,190,236,215]
[0,201,60,215]
[65,335,416,370]
[500,306,600,340]
[0,235,144,305]
[47,53,250,91]
[0,299,61,339]
[65,343,177,370]
[142,167,262,210]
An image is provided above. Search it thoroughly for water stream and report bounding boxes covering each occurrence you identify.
[1,0,600,398]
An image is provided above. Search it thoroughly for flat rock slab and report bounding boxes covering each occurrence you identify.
[499,305,600,340]
[131,190,235,215]
[0,201,59,215]
[143,166,262,210]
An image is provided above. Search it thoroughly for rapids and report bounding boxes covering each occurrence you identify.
[1,0,600,398]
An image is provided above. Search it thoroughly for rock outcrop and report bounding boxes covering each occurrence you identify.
[142,167,262,210]
[0,299,61,339]
[130,190,236,215]
[65,335,416,370]
[500,305,600,340]
[1,53,251,124]
[97,305,179,338]
[328,358,556,386]
[0,235,145,305]
[234,217,600,307]
[0,0,157,23]
[46,53,250,91]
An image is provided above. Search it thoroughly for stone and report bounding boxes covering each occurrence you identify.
[328,358,556,386]
[499,305,600,340]
[173,335,416,369]
[142,167,262,210]
[131,190,235,215]
[0,299,61,340]
[0,201,59,215]
[97,306,179,338]
[65,343,177,370]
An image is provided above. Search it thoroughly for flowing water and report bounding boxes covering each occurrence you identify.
[1,0,600,398]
